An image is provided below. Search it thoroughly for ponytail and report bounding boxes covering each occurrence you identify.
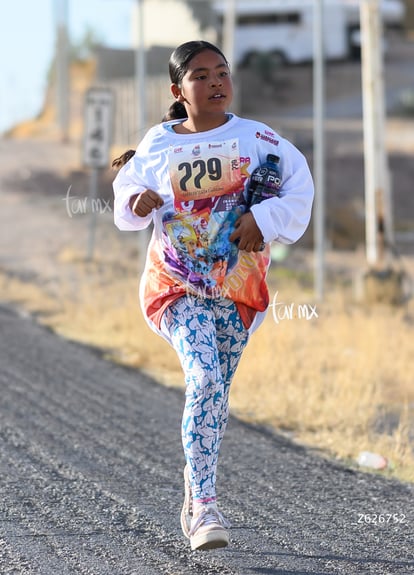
[162,101,187,121]
[111,149,135,170]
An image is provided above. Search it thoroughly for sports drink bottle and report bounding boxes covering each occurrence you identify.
[247,154,282,208]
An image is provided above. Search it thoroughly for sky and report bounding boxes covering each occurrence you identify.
[0,0,133,135]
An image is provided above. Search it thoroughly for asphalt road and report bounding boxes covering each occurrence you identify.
[0,304,413,575]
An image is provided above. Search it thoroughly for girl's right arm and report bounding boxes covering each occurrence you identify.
[113,143,161,230]
[129,189,164,218]
[113,125,165,231]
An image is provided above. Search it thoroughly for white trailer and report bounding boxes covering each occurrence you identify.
[212,0,405,65]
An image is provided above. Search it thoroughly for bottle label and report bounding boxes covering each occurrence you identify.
[249,167,281,206]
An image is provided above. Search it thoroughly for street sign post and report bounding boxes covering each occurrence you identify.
[83,87,114,260]
[83,87,114,169]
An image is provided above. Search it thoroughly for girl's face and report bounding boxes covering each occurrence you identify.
[171,49,233,128]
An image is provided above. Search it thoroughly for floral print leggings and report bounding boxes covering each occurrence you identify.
[162,295,249,503]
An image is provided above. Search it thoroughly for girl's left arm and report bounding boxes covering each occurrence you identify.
[250,139,314,244]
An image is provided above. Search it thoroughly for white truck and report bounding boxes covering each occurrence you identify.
[212,0,405,65]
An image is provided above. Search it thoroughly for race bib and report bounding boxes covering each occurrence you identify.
[168,139,243,202]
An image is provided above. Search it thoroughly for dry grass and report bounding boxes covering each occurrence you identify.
[232,279,414,482]
[1,252,413,483]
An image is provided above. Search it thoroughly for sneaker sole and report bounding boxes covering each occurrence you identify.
[190,529,229,551]
[180,508,191,540]
[180,465,192,539]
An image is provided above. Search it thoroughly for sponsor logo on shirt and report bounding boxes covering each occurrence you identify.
[255,131,279,146]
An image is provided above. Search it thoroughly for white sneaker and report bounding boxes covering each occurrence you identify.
[189,505,230,551]
[180,465,192,539]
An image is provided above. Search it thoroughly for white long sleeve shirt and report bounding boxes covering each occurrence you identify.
[113,114,314,341]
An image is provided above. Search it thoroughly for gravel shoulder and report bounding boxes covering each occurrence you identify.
[0,304,413,575]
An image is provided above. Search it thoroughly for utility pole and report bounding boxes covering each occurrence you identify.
[222,0,238,112]
[360,0,391,266]
[55,0,70,142]
[358,0,403,306]
[313,0,326,301]
[222,0,236,68]
[135,0,146,138]
[134,0,149,272]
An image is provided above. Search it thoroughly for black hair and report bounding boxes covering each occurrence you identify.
[112,41,228,170]
[112,148,136,170]
[169,40,228,86]
[162,101,187,122]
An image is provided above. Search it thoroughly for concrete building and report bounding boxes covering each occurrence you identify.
[131,0,217,53]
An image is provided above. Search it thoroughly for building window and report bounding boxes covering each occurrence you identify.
[237,12,301,26]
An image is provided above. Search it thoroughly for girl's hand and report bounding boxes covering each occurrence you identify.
[129,189,164,217]
[230,212,265,252]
